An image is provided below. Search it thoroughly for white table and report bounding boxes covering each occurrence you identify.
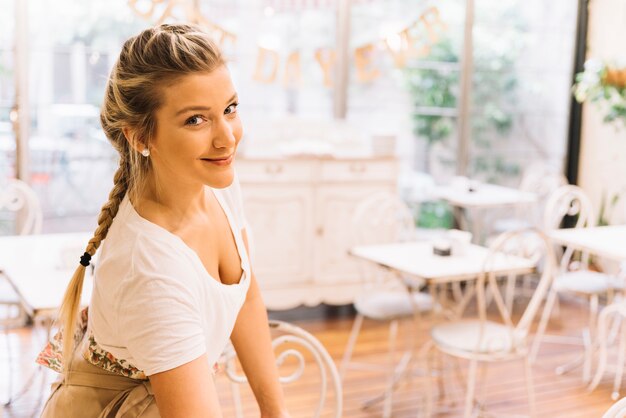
[0,232,93,316]
[350,240,536,285]
[433,182,537,208]
[433,181,537,243]
[350,240,536,319]
[349,240,536,412]
[549,225,626,262]
[0,232,93,406]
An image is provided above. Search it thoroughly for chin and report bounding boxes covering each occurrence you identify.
[206,170,235,189]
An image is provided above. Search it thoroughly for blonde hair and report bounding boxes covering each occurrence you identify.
[57,23,225,371]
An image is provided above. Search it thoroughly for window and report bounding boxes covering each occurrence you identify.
[4,0,579,230]
[0,0,15,179]
[467,0,577,185]
[346,0,577,187]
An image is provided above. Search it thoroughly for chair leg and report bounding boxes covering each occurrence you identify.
[3,324,12,406]
[608,313,623,345]
[383,320,399,418]
[339,313,364,381]
[438,349,452,405]
[584,295,600,384]
[524,356,536,418]
[464,359,478,418]
[589,294,599,344]
[553,294,561,319]
[588,307,612,392]
[477,362,488,410]
[530,286,558,363]
[504,273,516,314]
[422,344,435,418]
[612,319,626,401]
[451,282,463,303]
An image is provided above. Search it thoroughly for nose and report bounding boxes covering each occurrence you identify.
[212,116,237,149]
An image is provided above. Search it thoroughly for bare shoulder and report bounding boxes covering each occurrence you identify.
[149,354,223,418]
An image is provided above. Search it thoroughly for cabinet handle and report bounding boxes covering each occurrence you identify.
[265,164,283,174]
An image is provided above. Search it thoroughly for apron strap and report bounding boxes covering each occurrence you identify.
[98,381,156,418]
[65,369,141,391]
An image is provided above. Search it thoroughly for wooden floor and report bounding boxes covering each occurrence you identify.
[0,299,621,418]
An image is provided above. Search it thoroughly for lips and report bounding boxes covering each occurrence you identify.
[200,154,233,166]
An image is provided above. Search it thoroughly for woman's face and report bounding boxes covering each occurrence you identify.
[149,66,242,190]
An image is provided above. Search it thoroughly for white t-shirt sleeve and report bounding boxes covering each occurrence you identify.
[117,235,206,376]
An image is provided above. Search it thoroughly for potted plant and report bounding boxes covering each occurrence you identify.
[573,59,626,127]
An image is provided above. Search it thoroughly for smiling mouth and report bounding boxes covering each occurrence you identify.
[200,154,234,166]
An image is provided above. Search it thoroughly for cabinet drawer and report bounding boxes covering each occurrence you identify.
[236,160,314,183]
[320,160,397,182]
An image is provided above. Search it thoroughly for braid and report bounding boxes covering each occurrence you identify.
[86,160,130,256]
[56,22,224,373]
[58,158,130,371]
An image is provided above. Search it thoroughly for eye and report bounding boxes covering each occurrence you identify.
[224,103,239,115]
[184,115,205,126]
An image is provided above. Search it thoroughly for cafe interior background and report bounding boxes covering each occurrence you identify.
[1,0,626,416]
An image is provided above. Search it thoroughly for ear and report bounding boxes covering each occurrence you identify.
[122,126,146,154]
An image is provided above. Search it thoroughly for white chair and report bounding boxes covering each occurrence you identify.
[0,178,43,405]
[0,178,42,324]
[430,229,556,418]
[602,396,626,418]
[531,185,623,381]
[488,167,566,313]
[340,191,434,418]
[588,264,626,399]
[219,320,342,418]
[0,178,43,235]
[492,163,567,233]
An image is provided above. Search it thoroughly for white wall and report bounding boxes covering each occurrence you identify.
[579,0,626,224]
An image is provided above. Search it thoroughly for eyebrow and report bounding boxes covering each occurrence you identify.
[175,93,238,116]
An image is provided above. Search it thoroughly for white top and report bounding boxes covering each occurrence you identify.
[88,176,251,376]
[350,241,535,284]
[549,225,626,262]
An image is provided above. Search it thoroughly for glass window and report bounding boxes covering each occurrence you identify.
[26,0,145,219]
[467,0,578,185]
[232,0,338,154]
[0,0,15,180]
[4,0,579,230]
[346,0,469,181]
[347,0,577,188]
[380,0,466,180]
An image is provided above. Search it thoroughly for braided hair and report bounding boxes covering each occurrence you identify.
[57,24,225,371]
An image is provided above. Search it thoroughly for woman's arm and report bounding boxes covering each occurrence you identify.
[229,229,289,418]
[149,354,222,418]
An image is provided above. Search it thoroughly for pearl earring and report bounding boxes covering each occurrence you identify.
[141,148,150,157]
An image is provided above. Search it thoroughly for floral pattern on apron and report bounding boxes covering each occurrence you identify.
[36,307,148,380]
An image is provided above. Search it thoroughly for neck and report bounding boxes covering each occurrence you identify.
[135,174,208,222]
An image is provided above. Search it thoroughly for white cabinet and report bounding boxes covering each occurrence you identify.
[241,185,312,287]
[237,157,398,310]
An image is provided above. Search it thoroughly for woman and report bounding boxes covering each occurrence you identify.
[38,23,289,417]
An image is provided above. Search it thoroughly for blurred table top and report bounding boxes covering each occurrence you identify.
[549,225,626,261]
[0,232,93,314]
[350,241,535,284]
[433,182,537,208]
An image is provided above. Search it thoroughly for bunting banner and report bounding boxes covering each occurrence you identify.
[253,7,447,86]
[128,1,446,87]
[127,0,237,49]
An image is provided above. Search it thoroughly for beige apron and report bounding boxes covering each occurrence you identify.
[40,341,159,418]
